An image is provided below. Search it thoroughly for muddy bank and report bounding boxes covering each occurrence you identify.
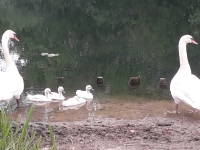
[19,116,200,150]
[11,100,200,149]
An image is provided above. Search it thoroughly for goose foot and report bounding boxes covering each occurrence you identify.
[188,109,196,113]
[16,99,20,107]
[45,108,52,113]
[166,110,179,114]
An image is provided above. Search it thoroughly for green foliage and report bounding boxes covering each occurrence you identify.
[0,106,56,150]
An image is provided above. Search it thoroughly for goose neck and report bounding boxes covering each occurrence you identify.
[86,90,90,94]
[2,37,18,71]
[45,93,51,100]
[59,92,63,97]
[178,40,191,73]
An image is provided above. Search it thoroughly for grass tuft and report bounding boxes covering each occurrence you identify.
[0,105,56,150]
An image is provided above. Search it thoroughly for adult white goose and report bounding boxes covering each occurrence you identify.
[76,85,94,101]
[170,35,199,114]
[51,86,65,101]
[61,96,86,110]
[0,30,24,106]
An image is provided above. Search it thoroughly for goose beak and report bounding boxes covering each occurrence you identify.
[192,39,198,45]
[14,35,19,42]
[63,90,65,93]
[91,88,95,91]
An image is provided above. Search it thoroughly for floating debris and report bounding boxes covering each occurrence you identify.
[128,75,140,86]
[57,77,65,83]
[97,76,104,84]
[159,78,167,89]
[41,53,48,56]
[48,53,59,57]
[159,78,167,86]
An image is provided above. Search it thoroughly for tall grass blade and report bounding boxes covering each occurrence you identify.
[49,125,56,150]
[17,106,34,148]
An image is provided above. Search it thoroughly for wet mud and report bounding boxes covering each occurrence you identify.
[11,100,200,149]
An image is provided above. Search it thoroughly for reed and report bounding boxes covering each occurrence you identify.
[0,105,56,150]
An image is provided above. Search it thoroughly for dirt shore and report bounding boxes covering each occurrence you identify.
[20,116,200,150]
[10,100,200,149]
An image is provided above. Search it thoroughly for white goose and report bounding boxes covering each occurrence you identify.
[61,96,86,110]
[51,86,65,101]
[26,88,52,106]
[26,88,52,112]
[170,35,199,114]
[0,30,24,106]
[76,85,94,101]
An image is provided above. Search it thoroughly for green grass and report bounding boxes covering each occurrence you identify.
[0,105,56,150]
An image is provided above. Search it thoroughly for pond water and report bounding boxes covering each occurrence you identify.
[11,99,200,122]
[1,1,200,122]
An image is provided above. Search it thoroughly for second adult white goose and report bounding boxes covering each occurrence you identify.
[170,35,199,114]
[51,86,65,101]
[0,30,24,106]
[76,85,94,101]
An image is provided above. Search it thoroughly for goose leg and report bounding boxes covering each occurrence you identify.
[16,99,20,107]
[59,100,63,111]
[176,104,178,114]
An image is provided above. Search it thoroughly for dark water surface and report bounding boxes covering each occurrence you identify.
[1,1,200,121]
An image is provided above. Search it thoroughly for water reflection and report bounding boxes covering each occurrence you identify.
[0,44,27,71]
[86,100,97,121]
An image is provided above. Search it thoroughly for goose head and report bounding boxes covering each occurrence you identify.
[86,85,94,91]
[58,86,65,93]
[2,30,19,42]
[44,88,51,96]
[180,35,198,45]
